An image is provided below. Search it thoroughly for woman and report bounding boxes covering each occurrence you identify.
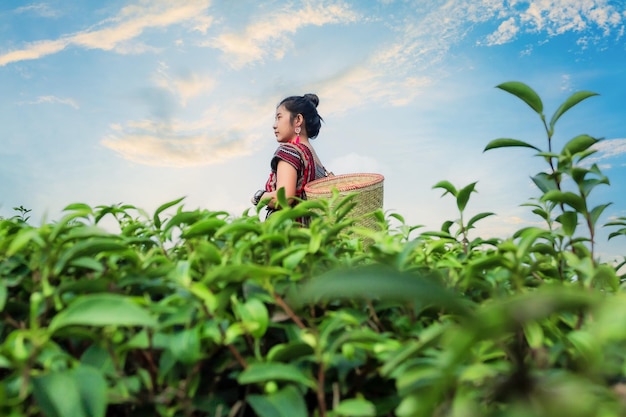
[251,93,329,223]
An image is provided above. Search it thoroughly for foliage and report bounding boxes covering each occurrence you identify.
[2,82,626,417]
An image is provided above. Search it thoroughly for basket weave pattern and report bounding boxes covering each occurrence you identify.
[304,173,384,229]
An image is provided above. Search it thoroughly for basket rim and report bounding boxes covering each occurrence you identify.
[304,172,384,193]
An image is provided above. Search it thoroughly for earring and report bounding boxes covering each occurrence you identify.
[292,127,301,144]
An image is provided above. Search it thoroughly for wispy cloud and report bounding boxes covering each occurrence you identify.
[101,92,269,167]
[483,0,624,46]
[576,138,626,169]
[19,95,79,109]
[207,1,358,68]
[0,0,213,66]
[153,62,215,107]
[101,125,256,167]
[15,3,59,18]
[591,138,626,161]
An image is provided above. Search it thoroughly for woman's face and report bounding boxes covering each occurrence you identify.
[273,105,295,143]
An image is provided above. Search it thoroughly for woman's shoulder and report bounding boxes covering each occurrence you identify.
[274,142,311,157]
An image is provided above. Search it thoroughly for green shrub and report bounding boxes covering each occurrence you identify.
[1,82,625,417]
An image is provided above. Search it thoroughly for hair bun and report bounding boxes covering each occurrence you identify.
[303,93,319,108]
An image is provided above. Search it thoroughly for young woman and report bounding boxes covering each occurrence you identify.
[251,93,328,222]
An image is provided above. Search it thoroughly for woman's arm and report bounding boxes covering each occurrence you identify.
[265,160,298,209]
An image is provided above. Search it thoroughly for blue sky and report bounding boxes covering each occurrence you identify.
[1,0,625,261]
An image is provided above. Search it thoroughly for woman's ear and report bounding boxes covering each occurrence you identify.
[294,113,304,127]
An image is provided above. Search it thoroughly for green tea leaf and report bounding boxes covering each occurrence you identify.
[542,191,586,212]
[238,363,316,389]
[549,90,598,131]
[496,81,543,114]
[63,203,94,213]
[238,298,269,339]
[49,294,156,333]
[7,228,44,256]
[153,196,185,229]
[531,172,558,193]
[0,281,6,312]
[556,211,578,237]
[591,264,618,292]
[33,371,86,417]
[466,212,495,230]
[432,180,457,197]
[72,365,107,417]
[484,138,541,152]
[33,365,106,417]
[181,218,227,238]
[267,342,314,363]
[456,182,477,212]
[334,398,376,417]
[589,203,611,228]
[169,327,203,364]
[53,238,128,275]
[295,265,468,314]
[204,264,288,283]
[561,134,598,156]
[247,385,308,417]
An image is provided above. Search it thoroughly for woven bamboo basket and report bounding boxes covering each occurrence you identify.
[304,173,384,229]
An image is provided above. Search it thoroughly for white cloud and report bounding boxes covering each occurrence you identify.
[560,73,572,91]
[100,91,270,167]
[485,17,520,45]
[15,3,59,18]
[591,138,626,160]
[101,128,257,167]
[484,0,624,46]
[577,138,626,169]
[153,62,216,107]
[19,95,79,109]
[0,0,213,66]
[207,1,358,68]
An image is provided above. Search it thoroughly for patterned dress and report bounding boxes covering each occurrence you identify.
[264,142,326,223]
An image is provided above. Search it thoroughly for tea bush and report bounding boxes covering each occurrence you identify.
[2,82,626,417]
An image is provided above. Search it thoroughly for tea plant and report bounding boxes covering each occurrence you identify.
[1,82,626,417]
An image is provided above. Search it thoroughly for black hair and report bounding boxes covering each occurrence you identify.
[279,93,323,139]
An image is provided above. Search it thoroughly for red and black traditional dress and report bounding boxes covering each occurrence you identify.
[264,142,326,223]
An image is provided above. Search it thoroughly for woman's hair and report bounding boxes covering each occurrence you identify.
[279,93,323,139]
